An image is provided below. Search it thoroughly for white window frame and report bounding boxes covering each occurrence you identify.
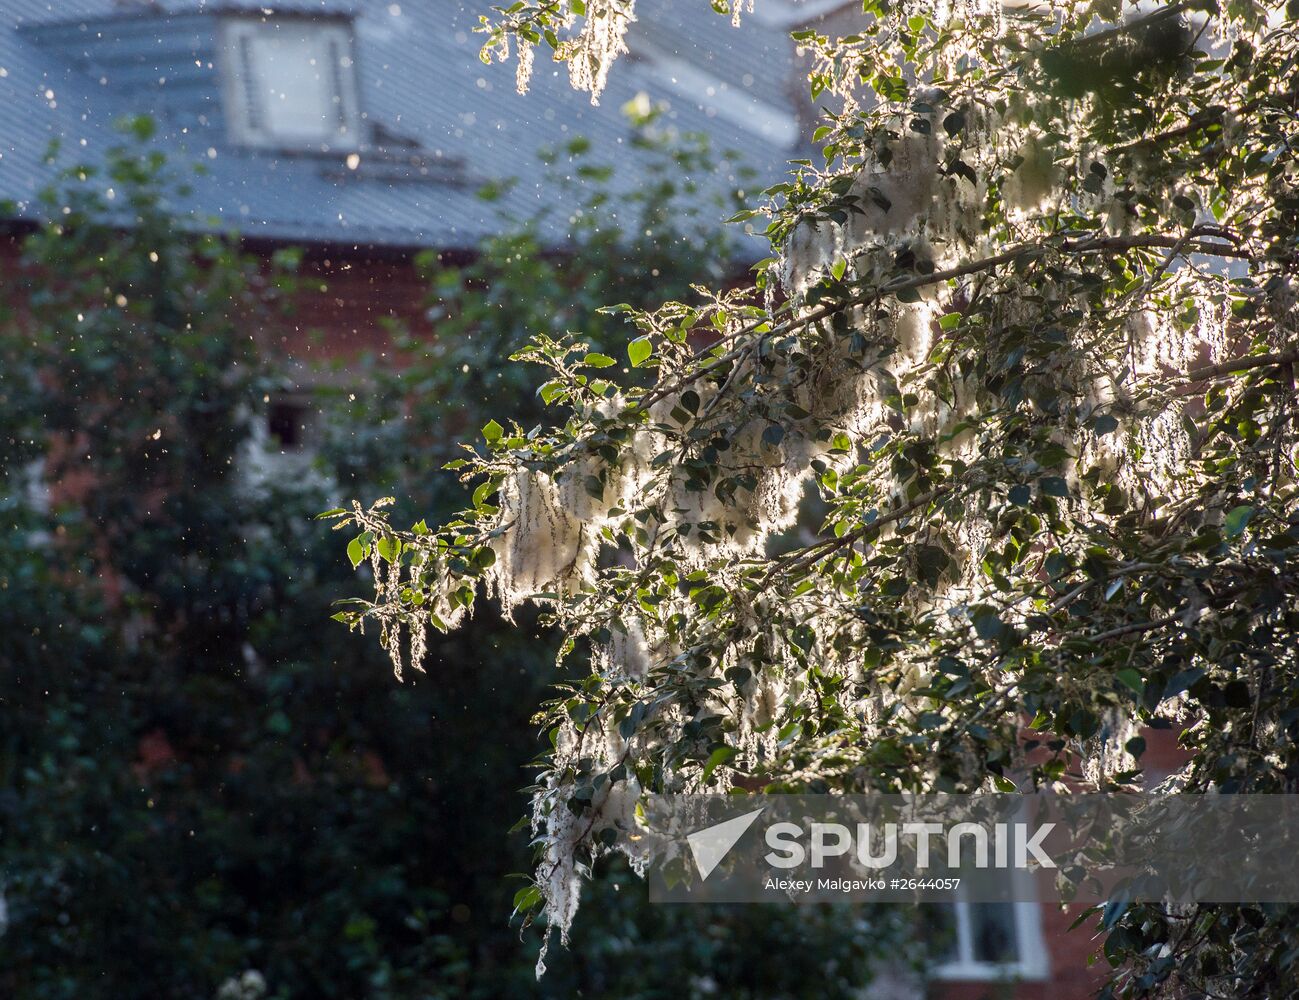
[929,897,1050,982]
[927,797,1052,983]
[218,16,362,151]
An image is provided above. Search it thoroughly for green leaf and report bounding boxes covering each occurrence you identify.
[538,379,565,405]
[628,337,652,367]
[1116,668,1143,694]
[971,609,1004,640]
[376,535,401,564]
[583,352,616,368]
[1163,667,1204,699]
[1092,414,1119,436]
[1040,476,1070,498]
[482,419,504,444]
[1224,504,1254,538]
[472,480,497,508]
[1101,886,1131,930]
[347,536,366,569]
[512,885,543,914]
[702,746,738,781]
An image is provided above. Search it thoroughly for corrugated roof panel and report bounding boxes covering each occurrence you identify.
[1,0,803,251]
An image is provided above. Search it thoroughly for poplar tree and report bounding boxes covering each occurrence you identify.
[330,2,1299,993]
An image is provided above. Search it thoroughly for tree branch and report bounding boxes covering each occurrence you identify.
[642,228,1268,414]
[761,484,954,586]
[1183,351,1299,384]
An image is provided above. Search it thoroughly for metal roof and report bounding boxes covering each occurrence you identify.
[0,0,802,252]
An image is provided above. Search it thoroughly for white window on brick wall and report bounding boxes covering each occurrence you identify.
[925,866,1050,983]
[220,17,361,151]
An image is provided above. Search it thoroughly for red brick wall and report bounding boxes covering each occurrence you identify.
[257,249,435,362]
[2,229,436,365]
[0,231,24,278]
[932,725,1191,1000]
[930,902,1104,1000]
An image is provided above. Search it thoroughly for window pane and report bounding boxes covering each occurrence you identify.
[248,31,340,143]
[267,399,314,451]
[920,903,960,963]
[969,901,1018,964]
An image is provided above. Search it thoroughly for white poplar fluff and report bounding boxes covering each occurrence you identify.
[489,468,591,612]
[556,0,637,103]
[492,0,639,104]
[336,0,1299,979]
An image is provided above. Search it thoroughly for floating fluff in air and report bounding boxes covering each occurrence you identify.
[849,126,944,244]
[931,375,980,463]
[748,675,781,729]
[799,309,892,443]
[531,782,584,977]
[780,111,948,295]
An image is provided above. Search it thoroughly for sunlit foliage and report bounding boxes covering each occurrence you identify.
[336,3,1298,994]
